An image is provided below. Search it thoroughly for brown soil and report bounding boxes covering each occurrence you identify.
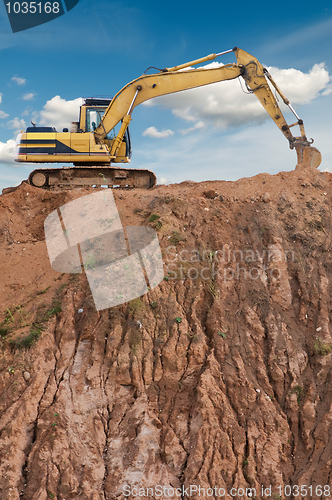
[1,166,332,499]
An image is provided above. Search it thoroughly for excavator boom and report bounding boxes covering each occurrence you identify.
[95,47,321,168]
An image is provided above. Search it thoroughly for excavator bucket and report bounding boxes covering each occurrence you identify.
[294,144,322,170]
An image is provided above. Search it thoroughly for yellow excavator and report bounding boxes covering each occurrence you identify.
[15,47,322,190]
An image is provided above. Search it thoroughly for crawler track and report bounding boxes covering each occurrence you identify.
[28,166,157,190]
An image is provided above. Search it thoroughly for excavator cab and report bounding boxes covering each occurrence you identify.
[77,98,132,159]
[84,105,106,132]
[15,97,132,166]
[78,98,112,133]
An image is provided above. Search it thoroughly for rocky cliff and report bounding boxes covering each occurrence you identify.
[0,166,332,500]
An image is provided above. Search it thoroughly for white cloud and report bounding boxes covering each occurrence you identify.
[143,62,331,130]
[142,126,174,138]
[0,139,16,165]
[37,95,82,131]
[180,121,205,135]
[0,110,9,119]
[7,117,26,135]
[23,92,36,101]
[11,76,26,85]
[0,93,2,104]
[322,84,332,96]
[7,117,26,129]
[21,106,32,116]
[266,63,330,105]
[158,177,168,184]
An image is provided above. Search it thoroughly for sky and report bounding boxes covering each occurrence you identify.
[0,0,332,190]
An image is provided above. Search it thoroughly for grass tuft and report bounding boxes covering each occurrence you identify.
[149,213,160,223]
[128,297,144,315]
[169,231,185,245]
[291,385,304,406]
[9,299,62,351]
[314,337,331,355]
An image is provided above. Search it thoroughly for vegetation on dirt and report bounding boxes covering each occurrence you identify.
[0,298,62,351]
[149,213,160,222]
[314,338,331,355]
[291,385,304,406]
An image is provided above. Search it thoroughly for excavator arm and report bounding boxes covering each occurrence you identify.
[94,47,321,168]
[94,60,243,154]
[233,48,321,169]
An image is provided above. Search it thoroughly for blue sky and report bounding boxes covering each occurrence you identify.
[0,0,332,190]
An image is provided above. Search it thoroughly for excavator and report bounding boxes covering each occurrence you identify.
[15,47,322,190]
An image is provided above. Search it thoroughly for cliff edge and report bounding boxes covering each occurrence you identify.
[0,167,332,499]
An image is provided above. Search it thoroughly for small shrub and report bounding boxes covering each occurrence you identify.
[36,286,50,295]
[10,299,62,351]
[46,300,62,318]
[128,297,144,315]
[169,231,185,245]
[57,283,68,294]
[84,253,96,270]
[10,328,42,350]
[5,308,15,324]
[149,213,160,223]
[314,338,331,355]
[0,327,8,337]
[291,385,304,405]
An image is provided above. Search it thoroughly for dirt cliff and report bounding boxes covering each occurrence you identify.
[1,166,332,500]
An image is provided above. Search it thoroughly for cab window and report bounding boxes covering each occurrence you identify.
[85,107,107,132]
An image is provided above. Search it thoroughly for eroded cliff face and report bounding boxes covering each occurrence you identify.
[1,167,332,500]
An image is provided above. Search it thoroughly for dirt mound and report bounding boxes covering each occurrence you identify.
[1,167,332,499]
